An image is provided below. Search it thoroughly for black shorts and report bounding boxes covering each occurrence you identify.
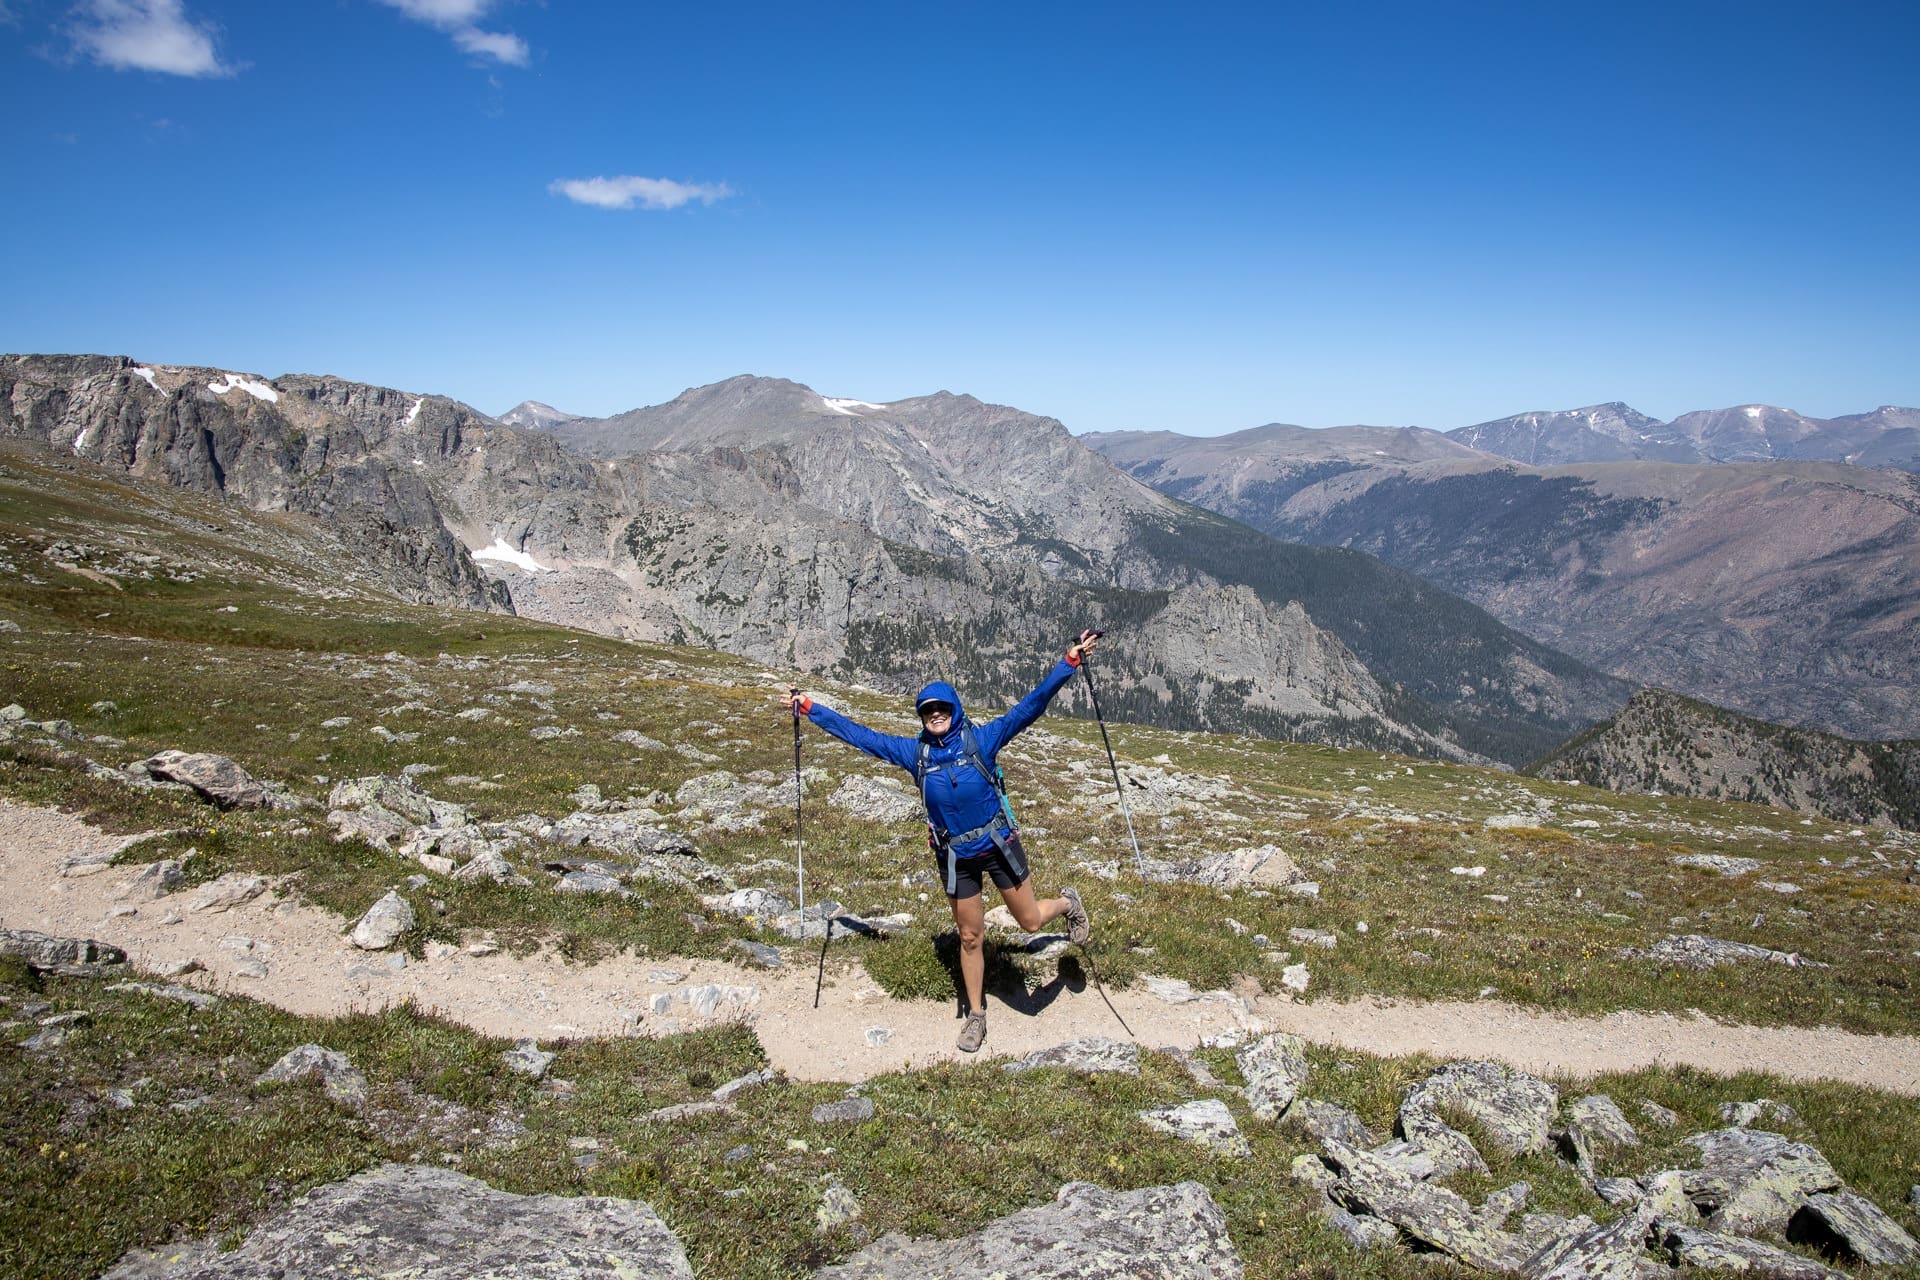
[941,832,1030,901]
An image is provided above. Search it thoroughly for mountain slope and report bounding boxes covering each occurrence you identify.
[1086,427,1920,741]
[0,355,1630,764]
[1531,688,1920,830]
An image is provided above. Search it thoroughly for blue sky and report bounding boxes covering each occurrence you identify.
[3,1,1916,433]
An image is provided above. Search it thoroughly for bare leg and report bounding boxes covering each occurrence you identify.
[948,891,987,1013]
[998,877,1068,933]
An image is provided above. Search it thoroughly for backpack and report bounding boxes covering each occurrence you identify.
[913,723,1019,850]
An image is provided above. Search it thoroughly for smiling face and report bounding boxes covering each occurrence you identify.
[918,703,954,735]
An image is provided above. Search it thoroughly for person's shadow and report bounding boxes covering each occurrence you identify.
[933,931,1088,1019]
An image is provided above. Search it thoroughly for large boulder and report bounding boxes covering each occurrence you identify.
[1680,1129,1841,1236]
[826,775,922,824]
[1660,1222,1846,1280]
[811,1180,1242,1279]
[1788,1191,1920,1266]
[1518,1203,1655,1280]
[141,751,280,809]
[328,775,468,827]
[101,1163,694,1278]
[349,891,415,951]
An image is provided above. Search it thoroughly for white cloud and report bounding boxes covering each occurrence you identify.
[71,0,234,77]
[375,0,528,66]
[549,176,737,211]
[452,25,527,66]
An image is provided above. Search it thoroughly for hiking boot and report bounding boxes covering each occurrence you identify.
[956,1011,987,1053]
[1061,886,1092,946]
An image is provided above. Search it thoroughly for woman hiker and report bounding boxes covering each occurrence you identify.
[781,630,1100,1053]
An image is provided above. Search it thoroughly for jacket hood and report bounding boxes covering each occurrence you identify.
[914,681,965,740]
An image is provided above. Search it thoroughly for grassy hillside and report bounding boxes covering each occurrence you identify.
[4,442,1920,1279]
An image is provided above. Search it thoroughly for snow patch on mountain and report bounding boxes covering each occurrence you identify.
[471,539,551,573]
[131,366,160,391]
[822,397,887,416]
[206,373,280,403]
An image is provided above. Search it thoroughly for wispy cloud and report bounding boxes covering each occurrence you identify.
[375,0,528,67]
[549,176,737,211]
[71,0,235,77]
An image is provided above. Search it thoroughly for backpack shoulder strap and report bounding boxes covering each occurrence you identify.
[958,724,1004,794]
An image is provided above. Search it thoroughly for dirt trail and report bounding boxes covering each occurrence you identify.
[6,801,1918,1094]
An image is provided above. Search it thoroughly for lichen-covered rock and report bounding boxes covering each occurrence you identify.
[1660,1222,1845,1280]
[1670,855,1761,876]
[142,751,279,809]
[826,774,922,824]
[817,1181,862,1232]
[1291,1153,1339,1191]
[502,1039,554,1078]
[1519,1203,1655,1280]
[1323,1206,1400,1252]
[328,774,468,827]
[1396,1104,1490,1178]
[1481,1183,1531,1230]
[0,927,127,975]
[1680,1129,1840,1236]
[811,1180,1242,1279]
[1571,1095,1640,1147]
[1787,1191,1920,1266]
[348,890,414,950]
[1320,1137,1523,1271]
[1637,1099,1680,1129]
[1003,1037,1140,1077]
[100,1162,694,1278]
[1141,843,1302,889]
[1625,935,1820,970]
[254,1045,368,1106]
[1280,1097,1374,1149]
[1642,1171,1698,1223]
[1236,1032,1309,1121]
[1137,1099,1250,1157]
[1402,1060,1558,1156]
[1720,1099,1799,1128]
[812,1097,875,1124]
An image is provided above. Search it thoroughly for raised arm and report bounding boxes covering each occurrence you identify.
[785,692,919,772]
[975,630,1101,756]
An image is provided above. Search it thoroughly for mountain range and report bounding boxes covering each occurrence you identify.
[1444,401,1920,470]
[0,355,1630,767]
[1086,421,1920,742]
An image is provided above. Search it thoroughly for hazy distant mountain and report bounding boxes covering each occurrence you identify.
[497,400,580,430]
[1086,426,1920,741]
[1446,401,1920,470]
[1531,688,1920,830]
[0,357,1630,766]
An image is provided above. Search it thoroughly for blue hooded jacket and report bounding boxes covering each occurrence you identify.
[802,653,1081,858]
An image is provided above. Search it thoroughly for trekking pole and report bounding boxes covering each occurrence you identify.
[813,918,831,1008]
[790,688,805,916]
[1077,634,1146,877]
[1080,941,1134,1038]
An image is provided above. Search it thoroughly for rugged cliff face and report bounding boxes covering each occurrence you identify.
[1532,689,1920,830]
[1089,424,1920,741]
[0,355,1630,764]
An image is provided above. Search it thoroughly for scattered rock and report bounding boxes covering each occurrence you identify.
[1320,1137,1521,1271]
[1623,935,1822,970]
[452,848,527,885]
[1680,1128,1841,1235]
[349,891,415,950]
[1403,1060,1558,1157]
[140,750,283,809]
[1720,1098,1799,1128]
[732,939,785,969]
[187,873,267,914]
[645,1101,736,1123]
[1291,1153,1339,1191]
[501,1039,554,1078]
[255,1045,370,1106]
[1280,1097,1374,1148]
[1788,1191,1920,1266]
[1281,962,1311,993]
[105,981,216,1010]
[99,1163,694,1279]
[1287,927,1337,949]
[1671,855,1762,876]
[1137,1098,1250,1157]
[1236,1032,1310,1121]
[0,927,127,975]
[1642,1171,1698,1223]
[1003,1037,1140,1076]
[1637,1099,1681,1129]
[1518,1203,1655,1280]
[812,1096,875,1124]
[612,729,665,750]
[712,1068,774,1104]
[1661,1222,1845,1280]
[811,1180,1242,1279]
[553,869,626,895]
[1570,1094,1640,1148]
[115,858,189,903]
[817,1181,863,1232]
[1481,1183,1532,1230]
[826,775,922,824]
[1323,1206,1401,1252]
[1141,843,1302,890]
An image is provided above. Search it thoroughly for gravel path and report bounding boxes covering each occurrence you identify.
[7,800,1918,1093]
